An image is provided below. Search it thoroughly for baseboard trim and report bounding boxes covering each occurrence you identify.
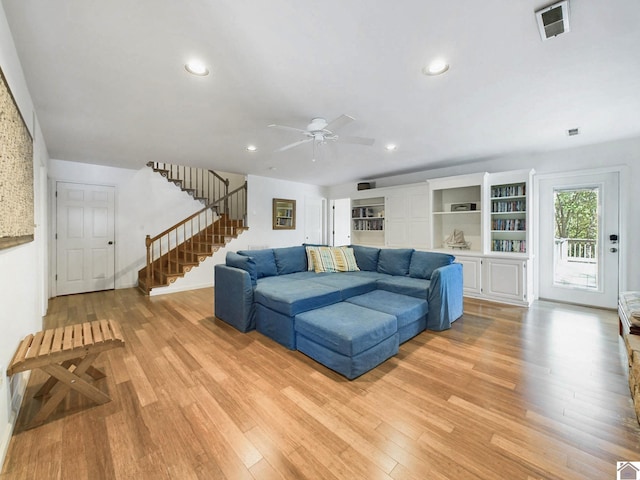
[0,371,30,470]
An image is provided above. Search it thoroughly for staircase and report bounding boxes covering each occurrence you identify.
[138,163,248,294]
[147,161,231,205]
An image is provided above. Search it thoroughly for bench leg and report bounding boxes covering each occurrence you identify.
[27,353,111,429]
[34,359,106,398]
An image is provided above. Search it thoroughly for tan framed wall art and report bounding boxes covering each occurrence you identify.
[0,66,34,250]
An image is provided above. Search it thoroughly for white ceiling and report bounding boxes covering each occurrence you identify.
[3,0,640,186]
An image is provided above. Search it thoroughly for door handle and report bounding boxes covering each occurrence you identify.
[610,247,618,253]
[108,241,114,245]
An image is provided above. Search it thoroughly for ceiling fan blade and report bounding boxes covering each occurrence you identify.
[325,114,354,133]
[338,135,375,146]
[276,138,313,152]
[268,124,309,135]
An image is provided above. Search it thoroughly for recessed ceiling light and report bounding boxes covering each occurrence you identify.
[423,59,449,76]
[385,143,397,151]
[185,60,209,76]
[246,145,257,152]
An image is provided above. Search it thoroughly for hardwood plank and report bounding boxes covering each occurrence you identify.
[3,288,639,479]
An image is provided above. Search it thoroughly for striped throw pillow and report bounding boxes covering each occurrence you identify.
[309,247,360,273]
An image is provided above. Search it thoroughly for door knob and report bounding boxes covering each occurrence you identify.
[108,241,114,245]
[610,247,618,253]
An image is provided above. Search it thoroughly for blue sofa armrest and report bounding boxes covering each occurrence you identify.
[426,263,463,331]
[214,264,256,332]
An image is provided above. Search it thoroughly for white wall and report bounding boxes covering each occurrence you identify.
[328,136,640,290]
[48,159,211,292]
[47,162,328,296]
[151,174,327,295]
[0,2,49,467]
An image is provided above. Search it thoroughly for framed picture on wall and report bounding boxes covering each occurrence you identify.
[272,198,296,229]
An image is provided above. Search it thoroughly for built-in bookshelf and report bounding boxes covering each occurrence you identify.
[428,173,485,253]
[489,181,527,253]
[351,197,384,246]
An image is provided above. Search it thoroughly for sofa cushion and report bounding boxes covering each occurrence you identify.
[296,331,399,380]
[237,249,278,278]
[377,275,430,299]
[273,246,307,275]
[254,281,341,317]
[346,290,428,330]
[225,252,257,286]
[409,251,455,280]
[309,247,360,273]
[351,245,380,271]
[295,302,397,356]
[308,273,377,299]
[377,248,414,276]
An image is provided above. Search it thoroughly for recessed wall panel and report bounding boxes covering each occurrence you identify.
[66,249,84,281]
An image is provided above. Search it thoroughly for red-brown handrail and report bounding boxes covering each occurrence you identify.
[143,180,247,293]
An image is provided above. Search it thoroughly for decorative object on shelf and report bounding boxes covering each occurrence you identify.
[451,203,477,212]
[445,229,470,249]
[0,67,34,250]
[272,198,296,229]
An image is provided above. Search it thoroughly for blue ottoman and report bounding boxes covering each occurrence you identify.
[346,290,428,344]
[295,302,399,379]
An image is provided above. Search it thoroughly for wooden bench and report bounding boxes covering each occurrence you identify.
[7,319,125,429]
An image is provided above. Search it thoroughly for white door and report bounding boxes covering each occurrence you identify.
[56,182,115,295]
[332,198,351,246]
[304,196,323,244]
[538,171,619,308]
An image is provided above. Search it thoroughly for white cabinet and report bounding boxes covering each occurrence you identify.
[385,185,429,248]
[348,170,537,307]
[455,255,482,295]
[483,257,532,305]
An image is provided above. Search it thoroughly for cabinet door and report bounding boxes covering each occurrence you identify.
[407,190,430,247]
[483,258,527,303]
[456,255,482,295]
[385,186,429,248]
[385,194,408,246]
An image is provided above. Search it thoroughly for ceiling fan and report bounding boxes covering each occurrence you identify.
[269,115,375,153]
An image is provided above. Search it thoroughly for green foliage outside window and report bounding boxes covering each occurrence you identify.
[554,189,598,239]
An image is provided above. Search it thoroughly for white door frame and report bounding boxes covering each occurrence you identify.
[533,165,628,306]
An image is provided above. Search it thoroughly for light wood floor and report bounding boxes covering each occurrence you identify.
[2,288,639,479]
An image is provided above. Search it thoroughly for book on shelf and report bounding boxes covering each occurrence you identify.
[491,184,526,198]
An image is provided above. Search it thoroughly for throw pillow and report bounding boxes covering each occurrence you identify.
[309,246,360,273]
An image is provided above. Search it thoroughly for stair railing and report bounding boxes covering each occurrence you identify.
[147,162,229,205]
[212,181,248,223]
[145,206,218,292]
[142,181,248,293]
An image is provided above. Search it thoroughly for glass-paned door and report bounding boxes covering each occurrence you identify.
[538,171,619,308]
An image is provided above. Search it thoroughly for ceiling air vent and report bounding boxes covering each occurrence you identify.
[535,1,570,41]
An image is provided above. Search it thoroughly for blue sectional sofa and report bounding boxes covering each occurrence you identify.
[214,245,463,379]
